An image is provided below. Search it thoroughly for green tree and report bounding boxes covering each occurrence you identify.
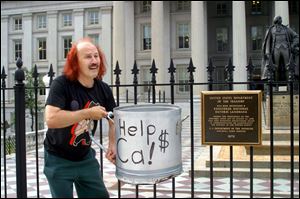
[24,67,45,131]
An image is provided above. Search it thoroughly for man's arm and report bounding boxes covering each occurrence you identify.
[45,105,108,128]
[106,120,116,164]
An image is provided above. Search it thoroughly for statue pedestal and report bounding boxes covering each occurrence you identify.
[265,93,299,129]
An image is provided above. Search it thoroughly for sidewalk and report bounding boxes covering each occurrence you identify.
[1,141,298,198]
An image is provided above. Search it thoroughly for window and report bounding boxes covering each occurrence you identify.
[216,28,228,52]
[88,34,99,46]
[216,3,228,15]
[177,1,191,11]
[14,40,22,61]
[251,1,262,15]
[63,37,72,58]
[251,26,263,50]
[176,65,189,93]
[63,13,72,27]
[142,24,151,50]
[37,15,47,29]
[88,11,99,25]
[178,23,190,49]
[38,38,47,60]
[14,17,22,30]
[141,1,151,13]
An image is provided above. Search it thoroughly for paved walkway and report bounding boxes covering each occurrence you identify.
[1,102,299,198]
[1,141,298,198]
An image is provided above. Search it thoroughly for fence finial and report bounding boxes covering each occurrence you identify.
[114,61,122,85]
[168,59,176,84]
[150,59,158,84]
[132,60,139,84]
[48,64,55,86]
[207,58,215,83]
[187,58,195,83]
[15,57,24,84]
[1,66,7,88]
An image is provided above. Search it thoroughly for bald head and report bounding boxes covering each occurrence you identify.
[76,41,97,52]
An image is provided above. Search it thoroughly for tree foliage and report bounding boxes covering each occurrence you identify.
[24,67,45,131]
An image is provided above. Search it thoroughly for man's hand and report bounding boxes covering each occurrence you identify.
[106,144,116,164]
[88,106,107,120]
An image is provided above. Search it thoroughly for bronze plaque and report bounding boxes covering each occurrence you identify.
[201,90,262,145]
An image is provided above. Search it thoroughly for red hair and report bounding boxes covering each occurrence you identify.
[63,38,107,81]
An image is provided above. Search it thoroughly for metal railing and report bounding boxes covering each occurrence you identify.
[1,56,299,198]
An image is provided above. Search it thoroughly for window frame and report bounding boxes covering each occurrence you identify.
[63,36,72,59]
[177,22,190,49]
[250,25,264,51]
[88,10,99,25]
[37,38,47,60]
[142,24,151,51]
[62,13,72,27]
[37,14,47,29]
[216,27,229,52]
[14,17,22,31]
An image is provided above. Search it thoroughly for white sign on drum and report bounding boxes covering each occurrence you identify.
[114,104,183,184]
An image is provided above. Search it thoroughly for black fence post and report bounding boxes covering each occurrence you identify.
[1,66,8,198]
[246,57,256,197]
[206,58,215,198]
[150,59,158,197]
[225,57,235,198]
[287,55,296,198]
[187,58,195,198]
[131,60,140,197]
[266,57,275,198]
[114,61,122,198]
[32,65,40,197]
[14,58,27,198]
[168,58,176,197]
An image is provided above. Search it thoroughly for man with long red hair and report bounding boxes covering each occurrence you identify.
[43,38,116,198]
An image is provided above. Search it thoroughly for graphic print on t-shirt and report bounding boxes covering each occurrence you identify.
[69,101,98,147]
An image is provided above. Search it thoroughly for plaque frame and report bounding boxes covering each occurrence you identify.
[201,90,262,145]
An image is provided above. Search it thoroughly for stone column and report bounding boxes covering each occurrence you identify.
[1,15,9,79]
[232,1,247,90]
[1,15,9,97]
[22,13,32,70]
[113,1,134,95]
[274,1,289,25]
[151,1,170,93]
[191,1,208,93]
[74,9,84,41]
[101,6,112,84]
[47,11,58,74]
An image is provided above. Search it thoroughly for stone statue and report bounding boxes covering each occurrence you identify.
[261,16,299,81]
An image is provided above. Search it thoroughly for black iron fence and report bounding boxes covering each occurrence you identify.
[1,56,299,198]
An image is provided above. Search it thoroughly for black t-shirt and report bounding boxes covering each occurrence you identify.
[44,75,116,161]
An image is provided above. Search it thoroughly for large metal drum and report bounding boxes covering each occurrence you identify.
[114,104,183,184]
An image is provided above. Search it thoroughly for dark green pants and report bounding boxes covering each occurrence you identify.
[44,148,109,198]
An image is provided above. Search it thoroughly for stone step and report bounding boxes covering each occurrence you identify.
[262,131,299,141]
[245,141,299,155]
[193,167,299,179]
[205,160,299,169]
